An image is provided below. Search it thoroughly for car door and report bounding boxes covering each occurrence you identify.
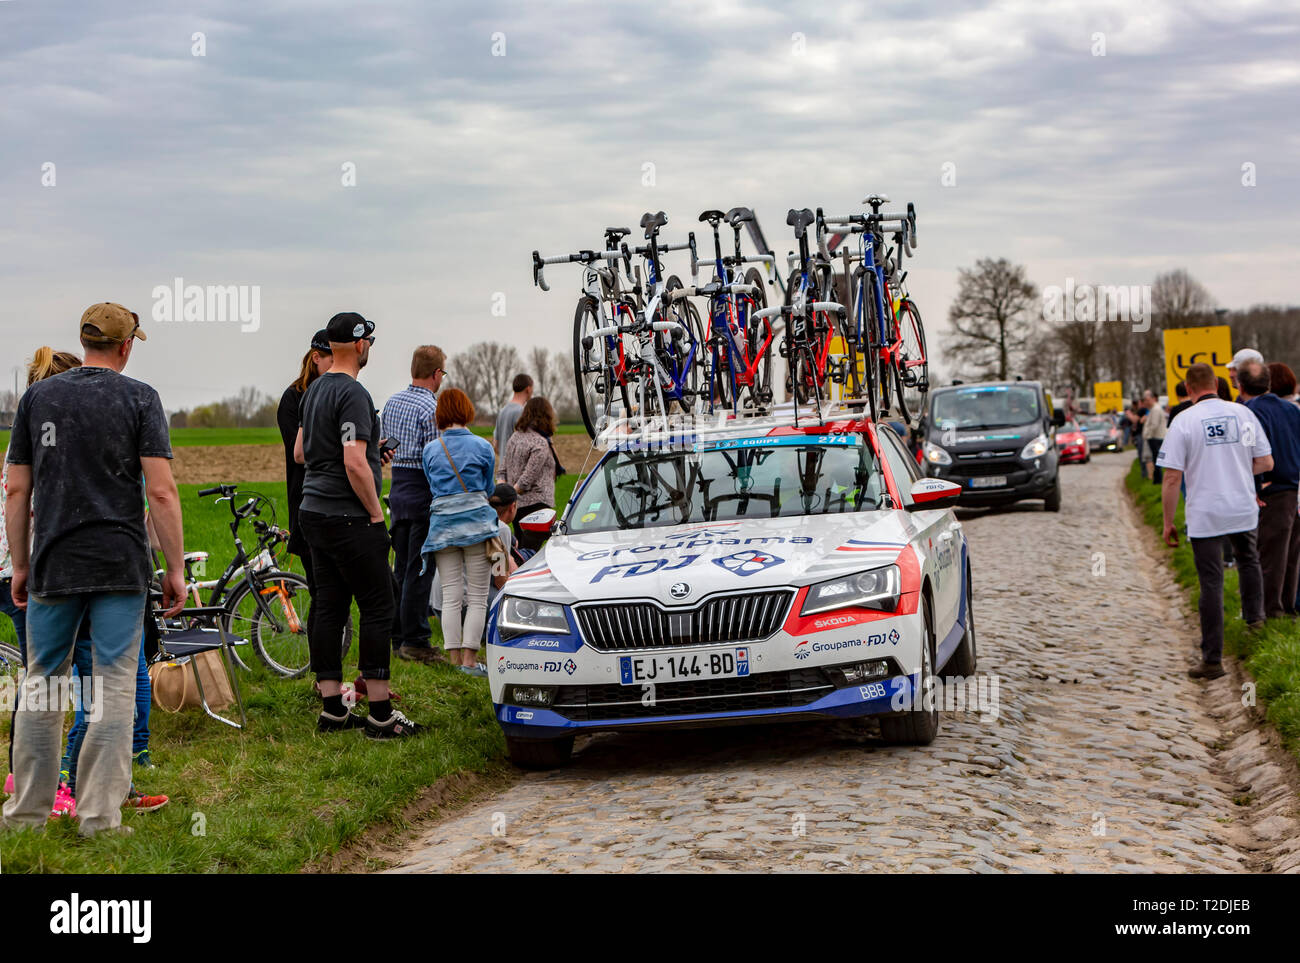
[877,427,960,636]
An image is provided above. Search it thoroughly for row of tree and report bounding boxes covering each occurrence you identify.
[169,386,279,428]
[943,260,1298,400]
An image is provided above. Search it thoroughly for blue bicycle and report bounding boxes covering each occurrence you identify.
[821,195,929,424]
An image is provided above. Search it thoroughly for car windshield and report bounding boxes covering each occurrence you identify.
[1084,417,1111,429]
[567,438,888,534]
[930,385,1041,429]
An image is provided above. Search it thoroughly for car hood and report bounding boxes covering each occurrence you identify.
[933,422,1041,454]
[503,512,921,604]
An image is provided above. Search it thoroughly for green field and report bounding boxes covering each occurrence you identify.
[1126,460,1300,761]
[0,475,581,872]
[2,424,586,451]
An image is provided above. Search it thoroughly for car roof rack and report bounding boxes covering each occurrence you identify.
[594,400,891,450]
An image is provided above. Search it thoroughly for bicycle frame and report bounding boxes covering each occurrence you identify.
[701,217,773,410]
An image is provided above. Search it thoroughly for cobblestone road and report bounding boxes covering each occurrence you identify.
[388,454,1298,873]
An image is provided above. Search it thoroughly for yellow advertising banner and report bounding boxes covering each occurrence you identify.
[1162,325,1233,401]
[1094,380,1123,414]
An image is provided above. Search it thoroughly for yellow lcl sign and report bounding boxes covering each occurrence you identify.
[1162,326,1233,401]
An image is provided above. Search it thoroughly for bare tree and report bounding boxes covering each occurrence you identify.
[528,346,551,396]
[944,258,1040,381]
[449,341,521,418]
[1152,269,1215,328]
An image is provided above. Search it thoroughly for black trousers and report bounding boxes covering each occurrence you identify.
[1258,489,1300,619]
[1147,438,1164,483]
[1190,529,1264,664]
[390,515,435,649]
[300,511,394,682]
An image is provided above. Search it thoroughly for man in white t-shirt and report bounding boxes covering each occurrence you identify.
[1156,363,1273,679]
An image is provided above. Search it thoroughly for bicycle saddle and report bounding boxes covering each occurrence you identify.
[698,209,725,224]
[726,206,754,226]
[640,211,668,238]
[786,208,815,238]
[605,227,631,239]
[862,193,890,208]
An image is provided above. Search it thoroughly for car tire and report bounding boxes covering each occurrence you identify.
[1043,477,1061,512]
[880,595,940,745]
[941,574,977,678]
[506,735,575,770]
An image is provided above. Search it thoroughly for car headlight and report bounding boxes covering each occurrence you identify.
[1020,433,1049,458]
[923,442,951,466]
[801,565,900,616]
[498,596,569,640]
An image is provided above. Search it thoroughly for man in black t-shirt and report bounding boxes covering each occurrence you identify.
[294,312,421,739]
[3,303,185,836]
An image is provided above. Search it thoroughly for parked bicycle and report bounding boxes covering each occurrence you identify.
[172,485,329,678]
[536,213,702,434]
[822,194,929,423]
[752,208,852,412]
[694,207,777,414]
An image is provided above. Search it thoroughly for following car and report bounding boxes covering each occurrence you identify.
[485,409,976,768]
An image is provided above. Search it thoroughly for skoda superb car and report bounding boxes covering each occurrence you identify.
[486,416,976,769]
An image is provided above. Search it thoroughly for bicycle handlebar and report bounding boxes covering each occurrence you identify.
[531,248,626,291]
[197,486,229,497]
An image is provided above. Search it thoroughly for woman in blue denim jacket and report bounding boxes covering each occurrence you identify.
[421,388,497,677]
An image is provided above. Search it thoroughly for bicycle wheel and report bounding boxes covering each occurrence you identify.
[0,641,23,685]
[792,343,823,408]
[662,276,704,417]
[573,296,630,437]
[741,268,772,410]
[892,298,929,425]
[225,572,312,678]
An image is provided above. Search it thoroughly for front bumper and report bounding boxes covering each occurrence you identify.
[925,454,1058,504]
[495,664,923,739]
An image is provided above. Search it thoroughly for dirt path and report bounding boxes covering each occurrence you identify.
[381,453,1299,873]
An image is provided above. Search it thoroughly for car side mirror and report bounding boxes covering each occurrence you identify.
[1052,408,1066,428]
[906,478,962,512]
[519,507,557,534]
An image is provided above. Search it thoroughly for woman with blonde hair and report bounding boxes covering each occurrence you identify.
[3,346,82,808]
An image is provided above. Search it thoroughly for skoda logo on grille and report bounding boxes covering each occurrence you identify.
[669,582,691,600]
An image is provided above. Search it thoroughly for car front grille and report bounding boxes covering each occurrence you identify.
[551,667,835,721]
[574,589,794,652]
[954,460,1024,478]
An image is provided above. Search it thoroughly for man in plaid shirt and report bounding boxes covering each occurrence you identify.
[382,346,445,662]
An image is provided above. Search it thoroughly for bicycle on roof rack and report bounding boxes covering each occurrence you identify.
[691,207,779,415]
[167,484,345,678]
[750,208,853,419]
[821,194,929,424]
[535,213,704,435]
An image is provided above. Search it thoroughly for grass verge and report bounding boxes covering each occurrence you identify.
[0,472,583,871]
[1125,459,1300,758]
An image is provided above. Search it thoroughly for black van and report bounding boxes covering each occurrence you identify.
[918,380,1064,511]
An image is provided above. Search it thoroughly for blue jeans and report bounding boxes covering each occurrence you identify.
[61,627,150,795]
[2,578,27,777]
[2,590,146,835]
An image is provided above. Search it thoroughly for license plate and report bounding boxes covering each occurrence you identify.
[619,648,751,685]
[969,475,1007,488]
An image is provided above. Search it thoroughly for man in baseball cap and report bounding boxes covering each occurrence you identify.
[80,302,146,344]
[1227,348,1264,394]
[3,302,185,835]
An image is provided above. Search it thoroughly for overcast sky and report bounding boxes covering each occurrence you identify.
[1,0,1296,410]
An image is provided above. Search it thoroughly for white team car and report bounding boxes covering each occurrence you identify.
[486,414,975,769]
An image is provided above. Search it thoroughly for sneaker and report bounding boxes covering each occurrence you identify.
[3,772,13,795]
[51,784,78,820]
[397,644,445,665]
[317,708,367,732]
[133,749,156,770]
[123,789,169,813]
[459,664,488,678]
[1188,661,1226,680]
[364,708,423,740]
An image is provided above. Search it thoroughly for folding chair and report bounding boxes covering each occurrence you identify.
[150,601,248,730]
